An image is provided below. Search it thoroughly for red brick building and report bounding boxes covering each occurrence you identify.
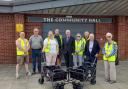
[0,0,128,64]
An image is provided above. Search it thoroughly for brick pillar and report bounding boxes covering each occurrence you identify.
[117,16,127,60]
[14,14,25,39]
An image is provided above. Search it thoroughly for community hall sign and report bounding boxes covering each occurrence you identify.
[28,16,112,23]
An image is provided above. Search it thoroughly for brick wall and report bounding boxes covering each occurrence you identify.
[0,14,15,64]
[117,16,128,60]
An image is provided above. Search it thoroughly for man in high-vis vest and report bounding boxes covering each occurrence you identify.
[73,33,84,67]
[102,32,118,84]
[16,32,31,79]
[82,31,90,48]
[54,29,63,66]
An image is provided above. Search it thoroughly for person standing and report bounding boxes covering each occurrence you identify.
[43,31,58,66]
[16,32,31,79]
[102,32,117,84]
[62,30,75,68]
[82,31,90,46]
[29,28,43,74]
[73,33,84,67]
[54,29,63,66]
[83,33,100,85]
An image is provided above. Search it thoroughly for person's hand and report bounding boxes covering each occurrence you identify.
[57,52,59,55]
[105,54,109,58]
[23,49,27,52]
[75,51,79,54]
[72,53,75,55]
[42,49,44,53]
[83,55,86,59]
[95,54,98,58]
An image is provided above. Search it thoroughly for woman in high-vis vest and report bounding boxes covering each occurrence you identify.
[82,31,90,48]
[16,32,31,79]
[73,33,84,67]
[102,32,118,84]
[43,31,59,66]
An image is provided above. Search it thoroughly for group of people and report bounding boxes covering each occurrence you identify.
[16,28,118,85]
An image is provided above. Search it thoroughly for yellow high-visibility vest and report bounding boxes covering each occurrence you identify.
[103,41,117,62]
[74,40,84,56]
[82,37,89,48]
[17,38,29,56]
[44,38,59,53]
[59,35,63,46]
[44,38,51,53]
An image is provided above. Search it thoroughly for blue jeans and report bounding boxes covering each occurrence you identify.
[32,49,41,72]
[73,55,83,67]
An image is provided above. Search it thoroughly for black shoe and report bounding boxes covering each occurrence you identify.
[32,71,36,75]
[109,81,116,84]
[105,79,110,82]
[38,71,41,74]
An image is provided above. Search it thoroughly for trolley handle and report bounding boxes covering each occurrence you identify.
[91,57,97,67]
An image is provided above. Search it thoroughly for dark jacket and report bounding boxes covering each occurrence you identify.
[84,40,100,61]
[62,36,75,54]
[54,35,62,50]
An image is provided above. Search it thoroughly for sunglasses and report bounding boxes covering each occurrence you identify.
[77,36,81,37]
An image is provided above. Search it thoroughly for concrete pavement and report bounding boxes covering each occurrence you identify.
[0,61,128,89]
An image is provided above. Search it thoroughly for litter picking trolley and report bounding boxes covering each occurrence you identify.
[69,57,97,88]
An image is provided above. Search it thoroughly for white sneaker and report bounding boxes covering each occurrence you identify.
[16,73,19,79]
[26,71,31,76]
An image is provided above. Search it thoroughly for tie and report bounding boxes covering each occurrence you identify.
[67,37,69,42]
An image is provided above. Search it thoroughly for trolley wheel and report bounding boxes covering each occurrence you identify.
[38,76,44,84]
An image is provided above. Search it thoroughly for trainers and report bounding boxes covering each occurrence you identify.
[26,71,31,76]
[16,73,19,79]
[32,71,36,75]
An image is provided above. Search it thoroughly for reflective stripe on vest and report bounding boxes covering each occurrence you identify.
[17,38,28,55]
[44,38,51,53]
[75,40,84,56]
[59,35,63,46]
[103,41,116,62]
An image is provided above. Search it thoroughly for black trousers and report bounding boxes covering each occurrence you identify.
[64,51,73,68]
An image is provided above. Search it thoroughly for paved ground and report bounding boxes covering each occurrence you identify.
[0,61,128,89]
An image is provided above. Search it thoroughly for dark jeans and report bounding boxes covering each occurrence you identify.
[64,51,73,68]
[32,49,41,73]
